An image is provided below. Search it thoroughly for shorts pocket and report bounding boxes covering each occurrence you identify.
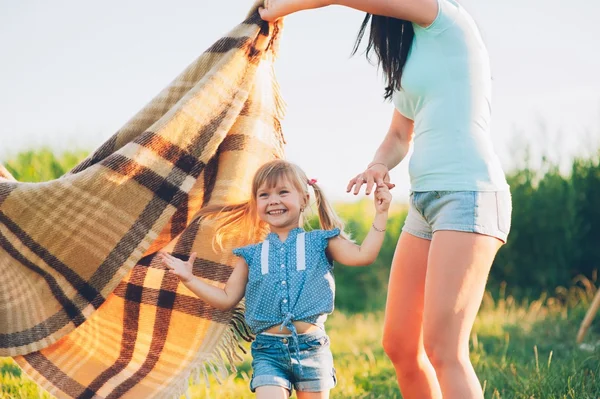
[496,191,512,235]
[303,336,329,351]
[251,340,274,351]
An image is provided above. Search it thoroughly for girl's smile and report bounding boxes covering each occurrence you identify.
[256,178,307,238]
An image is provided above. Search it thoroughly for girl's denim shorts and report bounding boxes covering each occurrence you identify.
[250,329,336,393]
[402,190,512,243]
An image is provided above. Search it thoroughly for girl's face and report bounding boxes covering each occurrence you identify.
[256,177,306,234]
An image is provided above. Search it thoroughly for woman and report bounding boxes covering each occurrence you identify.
[260,1,511,398]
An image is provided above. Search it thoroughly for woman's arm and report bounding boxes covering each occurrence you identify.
[371,108,415,172]
[348,108,414,195]
[259,0,438,26]
[159,252,248,311]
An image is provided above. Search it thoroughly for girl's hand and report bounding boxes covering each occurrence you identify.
[347,164,395,196]
[259,0,329,22]
[159,252,196,284]
[374,184,392,214]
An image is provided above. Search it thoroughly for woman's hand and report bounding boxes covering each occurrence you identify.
[347,163,395,195]
[159,252,196,284]
[259,0,330,22]
[374,184,392,214]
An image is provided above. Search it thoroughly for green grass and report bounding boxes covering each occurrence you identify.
[2,284,599,399]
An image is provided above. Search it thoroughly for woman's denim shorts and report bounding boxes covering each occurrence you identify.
[402,190,512,242]
[250,329,336,393]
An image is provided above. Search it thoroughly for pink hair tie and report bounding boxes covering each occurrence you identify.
[308,178,317,186]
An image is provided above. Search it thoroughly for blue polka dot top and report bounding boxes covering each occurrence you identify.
[232,227,341,335]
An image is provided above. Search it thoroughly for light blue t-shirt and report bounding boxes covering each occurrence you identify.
[392,0,509,192]
[232,227,340,335]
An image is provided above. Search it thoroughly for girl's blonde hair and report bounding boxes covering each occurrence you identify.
[197,159,347,250]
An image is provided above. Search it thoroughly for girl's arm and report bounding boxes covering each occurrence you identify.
[327,185,392,266]
[348,108,414,195]
[259,0,438,27]
[159,252,248,311]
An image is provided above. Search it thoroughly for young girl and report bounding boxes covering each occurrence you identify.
[159,159,391,399]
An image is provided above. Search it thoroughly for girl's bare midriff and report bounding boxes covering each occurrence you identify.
[264,321,320,335]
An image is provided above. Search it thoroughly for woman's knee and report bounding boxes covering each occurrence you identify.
[423,335,468,371]
[382,332,420,366]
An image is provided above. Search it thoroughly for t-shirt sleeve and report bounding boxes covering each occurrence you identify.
[232,245,253,264]
[318,228,341,250]
[416,0,459,35]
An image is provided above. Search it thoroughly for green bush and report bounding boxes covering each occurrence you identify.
[2,147,87,182]
[493,153,600,299]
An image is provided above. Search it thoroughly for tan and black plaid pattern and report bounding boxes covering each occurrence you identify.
[2,3,286,397]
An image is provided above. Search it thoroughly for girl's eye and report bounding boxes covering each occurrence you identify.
[258,193,268,198]
[280,190,289,195]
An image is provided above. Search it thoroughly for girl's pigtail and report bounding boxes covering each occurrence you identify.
[310,183,349,240]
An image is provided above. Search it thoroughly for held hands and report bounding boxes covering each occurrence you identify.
[347,163,396,196]
[158,252,197,284]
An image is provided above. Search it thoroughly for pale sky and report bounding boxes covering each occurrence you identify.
[1,0,598,201]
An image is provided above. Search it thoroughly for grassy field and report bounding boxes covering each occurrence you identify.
[2,284,600,399]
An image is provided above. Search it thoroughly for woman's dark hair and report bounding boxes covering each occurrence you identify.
[352,14,414,101]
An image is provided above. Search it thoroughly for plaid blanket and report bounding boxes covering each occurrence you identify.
[1,3,285,398]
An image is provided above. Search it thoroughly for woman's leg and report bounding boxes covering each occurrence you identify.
[423,230,503,399]
[382,231,442,399]
[255,386,290,399]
